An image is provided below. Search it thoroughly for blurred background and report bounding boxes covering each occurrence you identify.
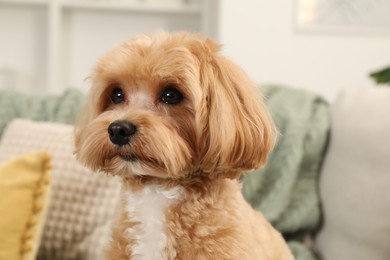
[0,0,389,100]
[1,2,390,259]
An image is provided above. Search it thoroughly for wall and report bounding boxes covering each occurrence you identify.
[0,5,48,93]
[216,1,390,100]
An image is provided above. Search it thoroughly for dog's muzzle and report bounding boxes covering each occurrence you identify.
[108,120,137,146]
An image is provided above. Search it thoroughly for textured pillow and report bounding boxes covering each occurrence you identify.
[315,88,390,260]
[0,119,121,260]
[0,151,51,260]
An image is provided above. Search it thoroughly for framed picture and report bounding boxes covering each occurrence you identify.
[295,0,390,35]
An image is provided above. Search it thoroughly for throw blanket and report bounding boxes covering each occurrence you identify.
[0,89,85,136]
[243,85,330,259]
[0,86,329,260]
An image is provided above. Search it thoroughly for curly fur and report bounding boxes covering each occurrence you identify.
[74,32,293,260]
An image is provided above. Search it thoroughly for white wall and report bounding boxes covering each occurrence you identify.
[0,6,48,93]
[216,1,390,100]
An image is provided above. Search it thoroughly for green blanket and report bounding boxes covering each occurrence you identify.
[243,85,330,259]
[0,85,329,259]
[0,89,85,135]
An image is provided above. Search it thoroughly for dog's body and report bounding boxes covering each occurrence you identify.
[106,178,292,259]
[75,32,294,259]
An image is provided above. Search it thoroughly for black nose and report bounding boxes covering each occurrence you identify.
[108,120,137,146]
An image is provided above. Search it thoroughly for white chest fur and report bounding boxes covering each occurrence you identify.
[124,185,183,260]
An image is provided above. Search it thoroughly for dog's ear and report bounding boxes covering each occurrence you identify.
[73,77,103,156]
[74,98,93,158]
[196,48,276,179]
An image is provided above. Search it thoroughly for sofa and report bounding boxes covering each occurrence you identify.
[0,85,388,260]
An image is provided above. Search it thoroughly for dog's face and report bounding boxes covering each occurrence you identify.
[74,33,275,180]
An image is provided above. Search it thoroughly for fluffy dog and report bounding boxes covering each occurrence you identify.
[74,32,294,260]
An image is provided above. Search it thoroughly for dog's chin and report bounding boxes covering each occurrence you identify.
[104,153,169,179]
[119,154,137,162]
[119,153,163,167]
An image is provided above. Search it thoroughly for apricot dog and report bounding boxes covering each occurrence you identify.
[75,32,293,260]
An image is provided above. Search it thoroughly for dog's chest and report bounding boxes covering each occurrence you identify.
[124,185,182,260]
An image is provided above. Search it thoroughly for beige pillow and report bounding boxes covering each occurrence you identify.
[315,88,390,260]
[0,119,121,260]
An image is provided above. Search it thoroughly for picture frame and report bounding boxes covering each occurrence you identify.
[295,0,390,35]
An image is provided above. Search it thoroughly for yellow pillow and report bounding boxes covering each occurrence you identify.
[0,151,51,260]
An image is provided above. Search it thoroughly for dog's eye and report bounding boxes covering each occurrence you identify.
[111,87,125,104]
[160,87,184,105]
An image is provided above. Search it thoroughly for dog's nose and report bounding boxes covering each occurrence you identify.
[108,120,137,146]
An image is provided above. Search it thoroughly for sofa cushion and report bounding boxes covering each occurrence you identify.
[315,87,390,260]
[0,119,121,260]
[0,151,51,260]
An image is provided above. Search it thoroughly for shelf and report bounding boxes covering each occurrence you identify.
[0,0,201,14]
[61,0,201,14]
[0,0,48,5]
[0,0,211,94]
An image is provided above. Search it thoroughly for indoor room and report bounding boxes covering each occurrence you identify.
[0,1,389,260]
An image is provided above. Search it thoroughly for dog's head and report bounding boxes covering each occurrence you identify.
[74,32,276,180]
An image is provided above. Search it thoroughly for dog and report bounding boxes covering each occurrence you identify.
[74,32,294,260]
